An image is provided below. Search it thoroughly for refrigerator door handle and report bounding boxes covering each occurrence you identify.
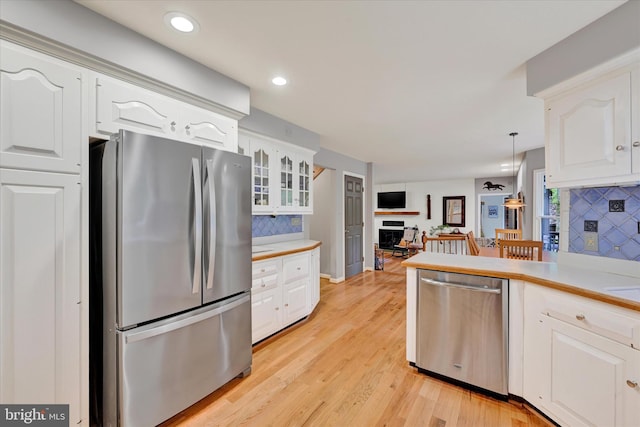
[125,294,250,343]
[205,159,216,290]
[192,158,202,294]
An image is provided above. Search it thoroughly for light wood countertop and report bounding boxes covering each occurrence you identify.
[252,240,321,261]
[402,252,640,312]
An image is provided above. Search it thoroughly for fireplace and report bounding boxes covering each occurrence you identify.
[379,229,405,250]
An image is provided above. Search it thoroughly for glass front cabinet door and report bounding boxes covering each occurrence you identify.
[280,153,294,208]
[297,157,312,212]
[251,141,275,213]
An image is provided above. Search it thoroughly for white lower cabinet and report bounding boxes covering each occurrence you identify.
[523,284,640,427]
[283,279,309,325]
[0,169,82,422]
[251,288,282,343]
[251,248,319,344]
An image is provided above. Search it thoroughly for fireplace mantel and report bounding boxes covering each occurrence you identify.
[374,211,419,216]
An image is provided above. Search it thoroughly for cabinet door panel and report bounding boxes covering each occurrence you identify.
[283,280,308,325]
[0,169,81,421]
[0,43,82,173]
[250,140,276,213]
[180,105,237,152]
[547,72,632,186]
[540,315,639,427]
[95,76,178,138]
[251,288,281,343]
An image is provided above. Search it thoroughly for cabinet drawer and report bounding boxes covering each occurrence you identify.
[283,253,310,283]
[530,285,640,348]
[252,259,280,279]
[252,273,278,291]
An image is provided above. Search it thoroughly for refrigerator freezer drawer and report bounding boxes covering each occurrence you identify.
[107,294,251,426]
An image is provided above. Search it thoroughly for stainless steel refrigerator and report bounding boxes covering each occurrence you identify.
[90,130,252,426]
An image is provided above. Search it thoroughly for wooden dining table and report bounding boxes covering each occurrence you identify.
[478,246,558,262]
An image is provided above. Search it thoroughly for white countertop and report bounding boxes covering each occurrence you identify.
[402,252,640,312]
[252,239,321,261]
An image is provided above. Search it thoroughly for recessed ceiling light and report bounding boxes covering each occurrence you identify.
[272,76,287,86]
[164,12,198,33]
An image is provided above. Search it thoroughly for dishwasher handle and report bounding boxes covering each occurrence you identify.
[420,277,502,294]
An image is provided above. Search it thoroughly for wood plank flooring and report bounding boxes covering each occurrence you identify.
[161,253,551,427]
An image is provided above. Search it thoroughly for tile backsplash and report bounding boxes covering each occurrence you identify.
[252,215,303,237]
[569,185,640,261]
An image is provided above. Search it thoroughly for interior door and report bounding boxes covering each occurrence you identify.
[344,175,363,278]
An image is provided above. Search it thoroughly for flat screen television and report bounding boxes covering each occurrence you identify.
[377,191,406,209]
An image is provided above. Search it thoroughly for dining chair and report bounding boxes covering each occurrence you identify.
[499,239,543,261]
[495,228,522,248]
[466,231,480,256]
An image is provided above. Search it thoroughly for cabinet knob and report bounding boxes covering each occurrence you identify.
[275,307,279,311]
[615,145,624,151]
[297,267,301,270]
[575,314,585,321]
[261,283,266,287]
[626,380,638,389]
[633,141,640,147]
[170,121,176,130]
[285,303,289,307]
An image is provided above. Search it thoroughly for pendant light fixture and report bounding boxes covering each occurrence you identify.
[503,132,526,209]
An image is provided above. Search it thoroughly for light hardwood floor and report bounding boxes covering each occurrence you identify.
[161,253,551,427]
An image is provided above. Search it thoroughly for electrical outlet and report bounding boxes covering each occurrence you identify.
[291,217,301,226]
[584,232,598,251]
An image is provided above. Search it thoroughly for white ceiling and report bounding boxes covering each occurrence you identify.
[75,0,625,184]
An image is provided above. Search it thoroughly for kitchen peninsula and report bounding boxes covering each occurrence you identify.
[402,253,640,427]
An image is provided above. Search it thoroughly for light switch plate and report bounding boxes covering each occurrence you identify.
[584,232,598,251]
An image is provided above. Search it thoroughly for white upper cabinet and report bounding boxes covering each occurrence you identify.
[179,104,237,151]
[240,129,315,214]
[543,55,639,188]
[0,41,82,174]
[92,74,238,152]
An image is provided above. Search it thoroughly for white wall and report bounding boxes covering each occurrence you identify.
[479,194,506,239]
[311,148,370,282]
[374,179,476,242]
[520,148,545,239]
[308,169,336,278]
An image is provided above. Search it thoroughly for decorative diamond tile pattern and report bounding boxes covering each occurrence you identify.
[252,215,303,237]
[569,185,640,261]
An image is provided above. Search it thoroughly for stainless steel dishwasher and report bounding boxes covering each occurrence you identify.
[416,269,508,398]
